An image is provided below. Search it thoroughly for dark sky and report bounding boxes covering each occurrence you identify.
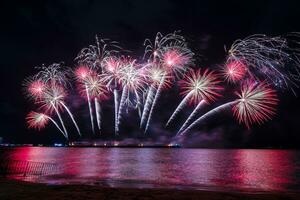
[0,0,299,147]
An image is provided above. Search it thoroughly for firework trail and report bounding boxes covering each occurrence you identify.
[144,74,165,133]
[113,88,119,135]
[134,90,142,117]
[166,92,193,127]
[167,69,223,127]
[51,101,68,138]
[95,97,102,132]
[85,84,95,134]
[140,84,155,127]
[60,102,81,136]
[177,100,206,135]
[117,86,128,128]
[26,111,68,139]
[180,82,278,135]
[180,102,235,135]
[140,67,168,128]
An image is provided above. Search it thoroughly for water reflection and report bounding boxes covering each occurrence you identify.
[2,147,299,192]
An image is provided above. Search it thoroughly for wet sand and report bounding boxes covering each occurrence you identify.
[0,178,299,200]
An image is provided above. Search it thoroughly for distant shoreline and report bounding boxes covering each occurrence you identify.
[0,178,299,200]
[1,145,300,149]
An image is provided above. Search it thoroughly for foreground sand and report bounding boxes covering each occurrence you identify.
[0,179,299,200]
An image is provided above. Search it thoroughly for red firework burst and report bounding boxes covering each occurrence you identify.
[223,60,247,82]
[179,69,223,105]
[103,57,122,74]
[78,75,109,100]
[233,82,278,128]
[26,111,49,130]
[75,66,97,81]
[162,49,190,74]
[28,80,46,99]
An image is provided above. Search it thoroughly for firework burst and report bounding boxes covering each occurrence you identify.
[180,82,278,135]
[167,69,223,127]
[23,32,298,140]
[76,36,122,70]
[222,60,247,83]
[36,63,69,86]
[23,77,47,101]
[26,111,67,138]
[233,82,278,128]
[227,34,300,91]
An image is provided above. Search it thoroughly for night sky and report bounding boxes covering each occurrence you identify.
[0,0,299,147]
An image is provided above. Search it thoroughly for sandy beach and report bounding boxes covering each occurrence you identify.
[0,178,299,200]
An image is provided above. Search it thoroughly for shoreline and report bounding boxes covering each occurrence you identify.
[1,179,299,200]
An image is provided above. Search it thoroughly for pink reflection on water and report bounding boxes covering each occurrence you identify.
[235,150,295,191]
[3,148,299,192]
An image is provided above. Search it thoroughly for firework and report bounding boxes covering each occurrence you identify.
[142,32,194,133]
[26,79,46,100]
[36,63,69,86]
[144,74,166,133]
[24,32,297,140]
[140,66,172,128]
[76,67,109,134]
[36,83,81,137]
[166,69,223,127]
[76,35,122,135]
[233,82,278,128]
[226,34,300,91]
[222,60,247,83]
[176,100,206,134]
[76,35,121,71]
[180,82,278,135]
[26,111,67,139]
[116,60,146,129]
[101,57,124,135]
[37,84,69,137]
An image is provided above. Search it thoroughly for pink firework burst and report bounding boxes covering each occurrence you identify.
[103,57,122,74]
[75,66,95,80]
[223,60,247,82]
[162,49,190,75]
[233,82,278,128]
[146,67,172,89]
[78,75,109,100]
[27,79,46,99]
[179,69,223,105]
[38,84,67,113]
[26,111,49,130]
[118,62,146,92]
